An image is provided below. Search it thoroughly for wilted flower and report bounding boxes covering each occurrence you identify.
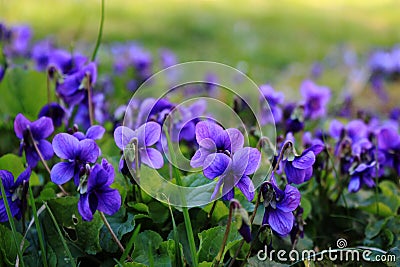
[78,159,121,221]
[190,120,244,168]
[14,113,54,168]
[0,168,31,222]
[261,175,301,236]
[51,133,100,186]
[203,147,261,201]
[114,122,164,170]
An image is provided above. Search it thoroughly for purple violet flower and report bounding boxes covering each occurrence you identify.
[261,175,301,236]
[190,121,244,168]
[38,102,67,128]
[348,162,376,193]
[300,80,331,120]
[283,143,324,184]
[203,147,261,201]
[78,159,121,221]
[0,168,31,222]
[73,125,105,141]
[259,84,284,124]
[51,133,100,186]
[56,62,97,106]
[14,113,54,168]
[114,122,164,169]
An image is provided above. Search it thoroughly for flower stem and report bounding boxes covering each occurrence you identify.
[91,0,105,62]
[99,211,133,262]
[86,74,95,126]
[214,202,234,266]
[28,185,48,267]
[27,127,68,196]
[164,125,198,267]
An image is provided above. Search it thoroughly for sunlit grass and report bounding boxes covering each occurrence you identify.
[1,0,400,81]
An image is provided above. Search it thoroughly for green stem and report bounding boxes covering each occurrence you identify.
[28,186,48,267]
[164,126,198,267]
[0,180,25,267]
[91,0,105,61]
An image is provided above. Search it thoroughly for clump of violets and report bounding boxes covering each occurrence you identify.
[0,168,31,222]
[14,113,54,168]
[300,80,331,120]
[51,133,100,186]
[261,174,301,236]
[78,159,121,221]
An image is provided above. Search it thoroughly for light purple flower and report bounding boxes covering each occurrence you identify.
[203,147,261,201]
[259,84,284,124]
[114,122,164,169]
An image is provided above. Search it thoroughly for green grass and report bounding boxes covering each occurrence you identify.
[1,0,400,82]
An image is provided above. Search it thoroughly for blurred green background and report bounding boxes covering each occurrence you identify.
[1,0,400,82]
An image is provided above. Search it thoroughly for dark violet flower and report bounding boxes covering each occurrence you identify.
[31,39,54,71]
[261,175,301,236]
[348,162,376,193]
[73,125,105,141]
[78,159,121,221]
[38,102,66,127]
[283,103,304,134]
[283,143,324,184]
[203,147,261,201]
[51,133,100,186]
[0,65,5,82]
[377,125,400,174]
[114,122,164,169]
[0,168,31,222]
[14,113,54,168]
[300,80,331,120]
[259,84,284,124]
[190,121,244,168]
[47,49,87,75]
[57,62,97,106]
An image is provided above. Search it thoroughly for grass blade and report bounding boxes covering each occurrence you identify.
[43,201,77,267]
[120,224,141,263]
[0,178,25,267]
[28,185,48,267]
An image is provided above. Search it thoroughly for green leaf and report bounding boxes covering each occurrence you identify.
[132,230,173,266]
[148,201,169,224]
[0,153,40,186]
[100,208,135,253]
[202,201,229,223]
[300,196,312,219]
[365,218,389,239]
[44,197,104,255]
[197,225,242,262]
[0,68,47,120]
[247,255,289,266]
[0,224,30,266]
[127,202,149,214]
